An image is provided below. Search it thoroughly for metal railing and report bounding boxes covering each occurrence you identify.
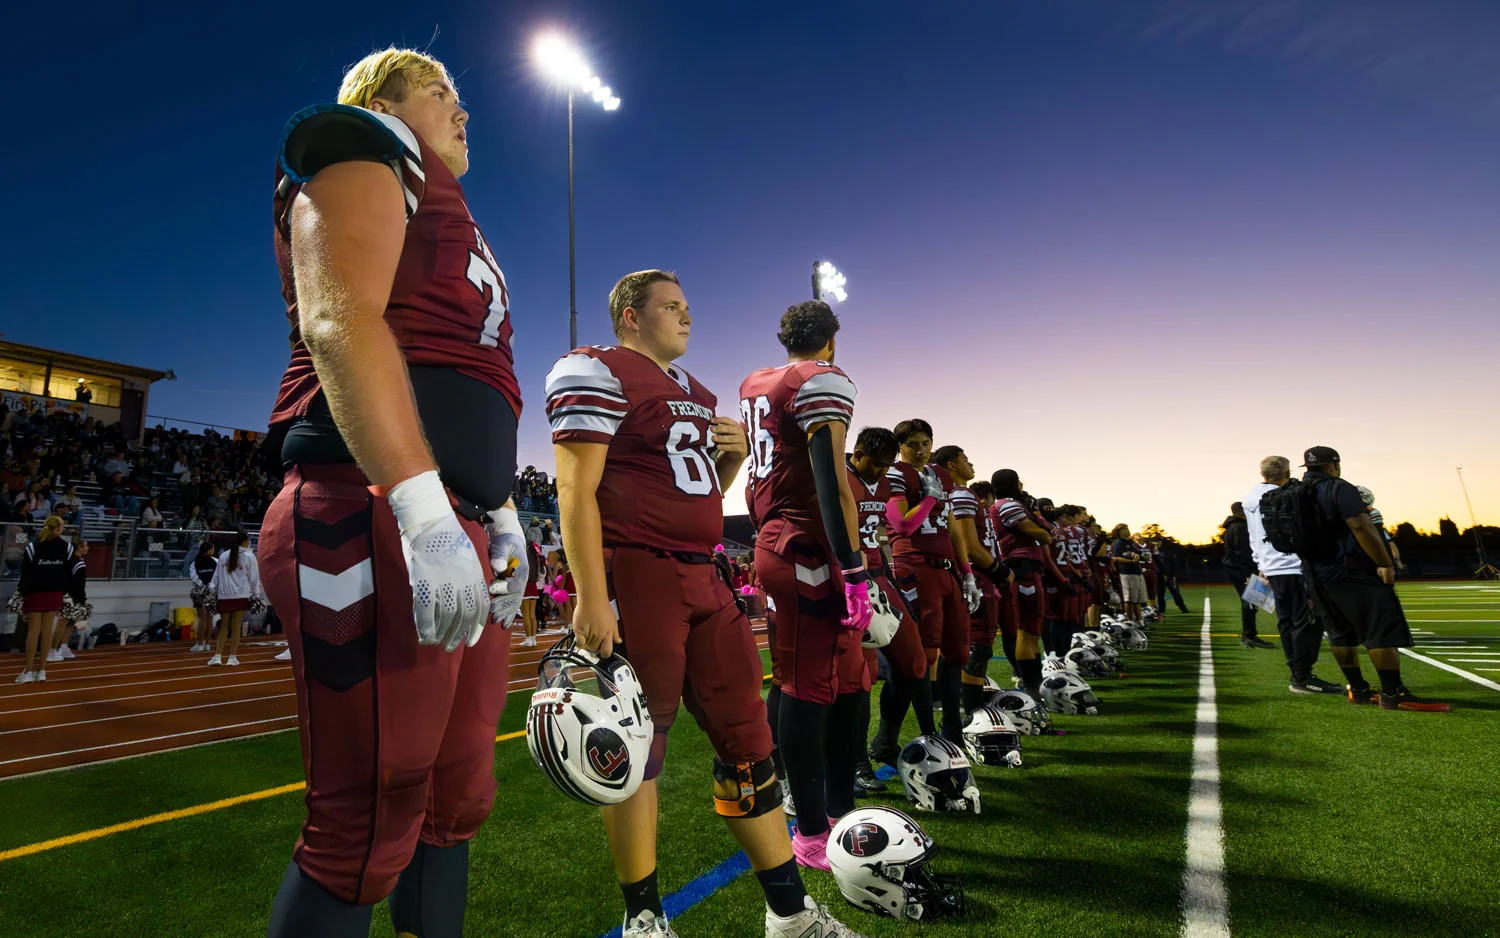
[0,520,258,582]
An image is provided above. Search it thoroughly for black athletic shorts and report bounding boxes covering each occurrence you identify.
[1307,570,1412,650]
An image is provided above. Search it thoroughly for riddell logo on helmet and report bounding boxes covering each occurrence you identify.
[841,823,888,858]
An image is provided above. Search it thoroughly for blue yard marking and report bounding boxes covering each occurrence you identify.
[874,764,897,781]
[593,846,753,938]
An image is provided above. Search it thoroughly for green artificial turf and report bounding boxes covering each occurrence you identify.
[2,585,1498,937]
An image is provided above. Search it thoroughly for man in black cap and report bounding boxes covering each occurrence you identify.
[1300,446,1448,712]
[1221,503,1274,648]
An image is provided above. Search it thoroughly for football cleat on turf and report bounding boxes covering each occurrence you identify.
[1346,684,1380,705]
[853,766,887,794]
[828,806,964,921]
[792,829,832,871]
[766,894,872,938]
[1041,672,1100,715]
[897,736,980,814]
[623,909,679,938]
[962,706,1023,768]
[1379,688,1450,712]
[526,634,653,805]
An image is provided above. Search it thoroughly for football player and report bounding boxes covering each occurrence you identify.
[549,273,867,938]
[260,49,529,938]
[846,426,928,793]
[867,419,967,764]
[930,446,1010,737]
[989,470,1054,698]
[741,301,882,872]
[971,480,1023,685]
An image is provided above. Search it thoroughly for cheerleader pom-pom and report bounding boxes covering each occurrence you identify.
[6,593,22,614]
[739,585,755,596]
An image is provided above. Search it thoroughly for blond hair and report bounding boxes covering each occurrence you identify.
[338,48,455,110]
[39,516,64,541]
[1259,455,1291,482]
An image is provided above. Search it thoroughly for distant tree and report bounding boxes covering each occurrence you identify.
[1439,517,1460,542]
[1140,523,1168,541]
[1393,522,1420,551]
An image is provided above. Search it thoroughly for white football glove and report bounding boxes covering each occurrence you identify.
[387,471,488,652]
[918,467,946,501]
[485,505,529,628]
[962,572,982,614]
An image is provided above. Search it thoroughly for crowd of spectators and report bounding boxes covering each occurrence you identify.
[2,400,560,544]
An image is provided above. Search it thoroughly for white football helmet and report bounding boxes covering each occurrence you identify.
[1103,619,1149,651]
[990,688,1051,735]
[861,580,900,650]
[1081,629,1112,648]
[1091,641,1124,675]
[962,706,1023,768]
[1042,652,1069,677]
[526,635,653,805]
[1041,672,1100,715]
[898,735,981,814]
[1063,646,1111,680]
[828,806,965,921]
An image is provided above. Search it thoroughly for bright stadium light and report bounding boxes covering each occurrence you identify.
[813,260,848,303]
[534,33,622,349]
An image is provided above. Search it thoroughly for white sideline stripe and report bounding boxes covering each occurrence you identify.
[6,648,287,674]
[2,659,290,684]
[0,717,300,767]
[1399,649,1500,693]
[1,670,295,700]
[1180,596,1228,938]
[0,652,287,679]
[1434,658,1500,663]
[0,677,292,715]
[0,727,298,781]
[0,693,297,735]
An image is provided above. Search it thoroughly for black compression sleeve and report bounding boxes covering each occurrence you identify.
[808,424,861,571]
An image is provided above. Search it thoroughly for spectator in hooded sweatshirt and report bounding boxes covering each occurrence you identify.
[1221,503,1274,649]
[1244,457,1341,694]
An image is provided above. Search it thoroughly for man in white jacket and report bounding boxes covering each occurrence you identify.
[1244,456,1342,694]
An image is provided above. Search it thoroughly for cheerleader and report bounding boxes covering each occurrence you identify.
[14,516,72,683]
[48,539,91,662]
[519,540,543,647]
[189,541,219,652]
[207,532,261,667]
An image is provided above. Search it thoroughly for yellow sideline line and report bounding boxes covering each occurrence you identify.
[0,676,769,863]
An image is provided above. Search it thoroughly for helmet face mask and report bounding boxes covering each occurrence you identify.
[828,806,966,921]
[962,706,1024,767]
[1042,672,1101,715]
[898,735,981,814]
[990,688,1051,734]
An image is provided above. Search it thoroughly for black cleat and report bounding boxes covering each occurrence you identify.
[868,742,900,769]
[853,766,887,794]
[1241,637,1276,649]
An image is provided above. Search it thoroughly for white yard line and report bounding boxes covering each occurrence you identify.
[1180,597,1229,938]
[0,717,301,767]
[0,678,293,716]
[0,693,297,735]
[1399,649,1500,693]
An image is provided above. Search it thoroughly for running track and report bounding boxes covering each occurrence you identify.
[0,624,770,779]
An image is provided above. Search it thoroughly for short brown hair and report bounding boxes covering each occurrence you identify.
[608,270,680,339]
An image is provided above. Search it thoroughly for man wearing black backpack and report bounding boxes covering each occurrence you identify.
[1221,503,1274,648]
[1296,446,1448,712]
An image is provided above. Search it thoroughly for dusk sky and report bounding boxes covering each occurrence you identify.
[6,0,1498,542]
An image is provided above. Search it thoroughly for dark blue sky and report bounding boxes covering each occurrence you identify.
[7,0,1499,538]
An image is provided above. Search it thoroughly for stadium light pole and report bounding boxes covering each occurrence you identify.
[534,34,621,351]
[812,260,848,303]
[1456,466,1497,578]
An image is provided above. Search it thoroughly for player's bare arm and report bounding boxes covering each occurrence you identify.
[711,416,749,490]
[291,162,434,487]
[555,440,622,655]
[1018,518,1052,546]
[1345,514,1395,583]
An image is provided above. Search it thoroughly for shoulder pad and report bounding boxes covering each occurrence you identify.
[278,104,425,215]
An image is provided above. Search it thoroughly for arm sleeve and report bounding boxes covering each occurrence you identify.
[885,497,936,535]
[69,562,88,604]
[808,424,861,570]
[17,544,34,594]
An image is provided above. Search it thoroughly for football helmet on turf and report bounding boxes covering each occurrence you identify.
[962,706,1023,767]
[1041,672,1101,715]
[898,735,981,814]
[828,806,964,921]
[527,635,653,805]
[990,688,1051,735]
[1063,646,1111,679]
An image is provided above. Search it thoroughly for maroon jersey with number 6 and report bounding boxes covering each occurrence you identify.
[545,346,723,554]
[270,105,520,428]
[739,361,857,537]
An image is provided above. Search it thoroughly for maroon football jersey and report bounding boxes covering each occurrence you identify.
[545,346,722,554]
[739,361,857,535]
[886,462,956,563]
[846,462,891,571]
[269,105,520,428]
[978,501,1001,559]
[991,497,1045,562]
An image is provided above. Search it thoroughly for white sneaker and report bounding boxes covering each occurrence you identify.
[190,642,202,652]
[60,646,76,659]
[46,649,61,663]
[13,670,34,684]
[34,669,45,682]
[766,896,869,938]
[207,655,222,666]
[226,656,240,667]
[521,635,536,647]
[623,910,679,938]
[274,649,291,661]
